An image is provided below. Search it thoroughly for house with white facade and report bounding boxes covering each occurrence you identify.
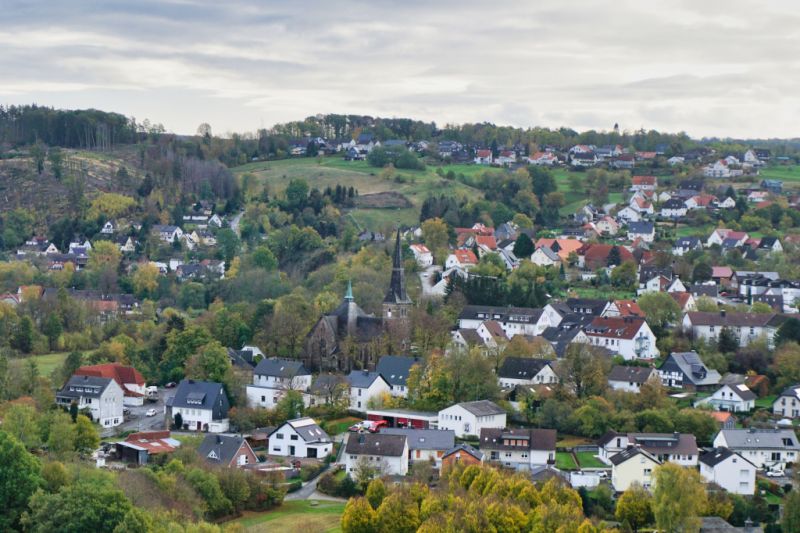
[457,305,551,338]
[627,221,655,243]
[713,428,800,471]
[376,355,418,398]
[445,249,479,270]
[696,384,756,412]
[673,236,703,256]
[773,384,800,418]
[152,225,184,243]
[74,363,147,407]
[527,151,558,166]
[607,365,660,393]
[699,448,756,495]
[480,427,557,471]
[438,400,506,438]
[346,370,391,411]
[630,175,657,192]
[600,432,699,467]
[531,245,561,267]
[658,351,721,390]
[166,379,230,433]
[246,358,313,408]
[198,434,259,468]
[660,198,687,218]
[268,417,333,459]
[610,447,661,492]
[409,244,433,267]
[345,433,409,476]
[382,428,455,468]
[474,149,493,165]
[56,375,124,428]
[584,316,659,360]
[682,311,781,348]
[497,357,559,389]
[704,160,732,178]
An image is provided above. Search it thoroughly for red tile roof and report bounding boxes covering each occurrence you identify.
[476,149,492,158]
[585,316,647,340]
[614,300,644,317]
[453,249,478,265]
[75,363,145,394]
[475,235,497,250]
[632,176,656,186]
[670,292,692,310]
[580,244,635,270]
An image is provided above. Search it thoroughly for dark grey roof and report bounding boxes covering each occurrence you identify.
[777,384,800,401]
[565,298,608,316]
[346,370,387,389]
[609,446,660,466]
[381,428,454,450]
[443,443,484,461]
[456,400,505,416]
[663,198,685,209]
[629,433,698,456]
[459,305,544,324]
[720,384,757,401]
[628,221,655,234]
[661,352,721,387]
[699,447,749,468]
[497,357,553,380]
[345,433,407,457]
[685,311,776,328]
[253,358,309,379]
[309,374,348,395]
[689,284,719,297]
[480,427,557,451]
[700,516,763,532]
[270,418,330,444]
[198,434,251,465]
[376,356,419,387]
[57,375,113,399]
[608,365,656,384]
[675,236,701,248]
[169,379,229,420]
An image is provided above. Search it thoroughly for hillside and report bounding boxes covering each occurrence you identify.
[0,146,144,225]
[232,157,486,229]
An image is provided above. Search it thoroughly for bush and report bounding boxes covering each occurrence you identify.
[317,469,360,498]
[300,463,325,482]
[286,479,302,493]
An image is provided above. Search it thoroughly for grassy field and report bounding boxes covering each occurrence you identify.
[759,166,800,184]
[233,157,484,228]
[320,416,361,436]
[568,286,636,300]
[555,451,578,470]
[755,395,777,409]
[230,500,345,533]
[28,352,68,377]
[576,451,605,469]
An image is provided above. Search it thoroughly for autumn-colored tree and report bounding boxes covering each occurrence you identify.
[131,262,159,297]
[376,492,420,533]
[652,462,707,533]
[341,497,378,533]
[74,414,100,452]
[365,478,387,510]
[615,482,653,532]
[773,342,800,389]
[421,218,449,262]
[558,343,611,398]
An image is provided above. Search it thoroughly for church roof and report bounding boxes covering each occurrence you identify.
[384,229,413,305]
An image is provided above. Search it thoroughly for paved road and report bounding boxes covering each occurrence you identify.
[101,388,176,439]
[229,211,244,237]
[285,433,350,501]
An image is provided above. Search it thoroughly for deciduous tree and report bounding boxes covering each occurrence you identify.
[652,462,706,533]
[0,431,42,530]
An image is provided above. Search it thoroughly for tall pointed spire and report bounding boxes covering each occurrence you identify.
[344,279,354,301]
[384,229,411,306]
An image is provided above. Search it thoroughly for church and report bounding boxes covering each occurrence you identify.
[303,230,413,371]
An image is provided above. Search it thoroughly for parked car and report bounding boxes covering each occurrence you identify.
[348,420,388,433]
[165,382,177,388]
[766,469,784,478]
[145,408,158,417]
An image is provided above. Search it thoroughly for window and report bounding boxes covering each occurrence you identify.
[276,433,284,439]
[290,435,298,441]
[740,469,749,477]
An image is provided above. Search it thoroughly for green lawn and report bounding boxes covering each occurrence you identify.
[230,500,345,533]
[568,286,636,300]
[759,166,800,184]
[28,352,69,377]
[556,451,578,470]
[755,395,777,409]
[320,416,361,435]
[576,451,605,469]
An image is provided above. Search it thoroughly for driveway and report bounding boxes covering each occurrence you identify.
[101,387,176,438]
[229,211,244,237]
[285,433,350,501]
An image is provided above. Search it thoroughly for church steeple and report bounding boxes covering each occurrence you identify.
[344,279,354,301]
[383,229,412,321]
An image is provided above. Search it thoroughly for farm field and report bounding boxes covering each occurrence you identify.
[28,352,68,377]
[230,500,345,533]
[759,165,800,184]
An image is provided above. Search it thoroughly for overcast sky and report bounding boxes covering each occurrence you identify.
[3,0,798,138]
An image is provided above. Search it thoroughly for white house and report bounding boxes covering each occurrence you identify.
[438,400,507,438]
[268,417,333,459]
[345,433,409,476]
[497,357,559,389]
[584,317,659,360]
[56,375,124,428]
[346,370,391,411]
[152,225,184,243]
[627,221,655,243]
[660,198,687,218]
[682,311,779,348]
[600,432,699,467]
[610,447,661,492]
[531,246,561,267]
[74,363,147,407]
[695,384,756,412]
[699,448,756,495]
[445,249,478,270]
[474,149,493,165]
[100,221,116,234]
[409,244,433,267]
[616,206,641,223]
[607,365,660,393]
[773,385,800,418]
[458,305,551,338]
[166,379,230,433]
[376,355,418,398]
[479,427,557,471]
[713,428,800,471]
[527,152,558,166]
[704,160,732,178]
[246,358,312,408]
[382,428,455,468]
